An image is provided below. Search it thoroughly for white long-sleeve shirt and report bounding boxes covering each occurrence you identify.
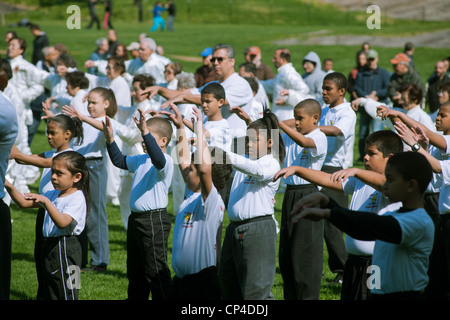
[226,153,280,221]
[260,63,310,121]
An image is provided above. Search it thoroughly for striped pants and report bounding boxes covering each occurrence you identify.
[42,236,82,300]
[127,209,172,300]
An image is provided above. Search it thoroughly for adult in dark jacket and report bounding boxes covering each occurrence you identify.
[388,52,423,109]
[30,24,49,65]
[353,50,390,161]
[426,60,450,114]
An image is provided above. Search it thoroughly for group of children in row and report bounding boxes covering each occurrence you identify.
[5,67,450,301]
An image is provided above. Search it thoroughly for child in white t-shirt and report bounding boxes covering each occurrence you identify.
[103,108,174,300]
[277,98,327,300]
[5,151,89,300]
[290,151,435,299]
[275,129,404,300]
[167,105,232,299]
[219,109,285,300]
[317,72,356,283]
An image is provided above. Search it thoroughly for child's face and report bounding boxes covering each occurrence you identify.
[435,104,450,133]
[246,128,271,160]
[46,121,71,150]
[141,128,167,152]
[87,91,109,118]
[382,164,409,203]
[322,80,344,107]
[51,159,81,192]
[66,83,77,97]
[132,81,145,104]
[185,162,201,192]
[294,108,317,135]
[164,66,176,82]
[201,93,222,118]
[363,144,389,174]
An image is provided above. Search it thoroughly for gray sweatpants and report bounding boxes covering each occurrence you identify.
[219,215,277,300]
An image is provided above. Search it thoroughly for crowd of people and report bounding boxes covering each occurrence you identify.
[1,21,450,302]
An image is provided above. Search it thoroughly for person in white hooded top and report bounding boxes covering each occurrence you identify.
[302,51,327,104]
[260,48,310,121]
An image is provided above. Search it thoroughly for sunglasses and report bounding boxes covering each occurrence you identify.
[211,57,228,63]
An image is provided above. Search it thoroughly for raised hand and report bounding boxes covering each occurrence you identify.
[133,108,149,135]
[102,116,114,143]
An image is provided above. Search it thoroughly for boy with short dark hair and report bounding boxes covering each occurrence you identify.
[317,72,356,284]
[102,109,174,300]
[181,82,231,152]
[277,98,328,300]
[290,151,435,300]
[274,129,404,300]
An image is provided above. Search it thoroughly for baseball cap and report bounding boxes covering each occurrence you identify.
[366,49,378,59]
[200,47,213,57]
[390,53,410,64]
[248,46,261,55]
[127,42,140,51]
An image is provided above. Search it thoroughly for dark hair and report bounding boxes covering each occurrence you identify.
[365,130,403,157]
[386,151,432,194]
[30,24,41,31]
[0,58,12,91]
[208,147,233,191]
[115,43,129,60]
[56,52,77,68]
[146,117,173,146]
[239,62,257,76]
[132,74,156,90]
[278,48,291,63]
[324,72,348,92]
[201,82,226,101]
[53,151,90,217]
[438,82,450,96]
[10,37,26,52]
[0,58,12,80]
[48,114,84,146]
[107,55,126,75]
[89,87,118,118]
[248,108,286,163]
[66,71,89,90]
[399,82,423,105]
[294,98,322,118]
[244,76,259,94]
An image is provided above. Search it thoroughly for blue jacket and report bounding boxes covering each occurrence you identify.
[353,66,391,104]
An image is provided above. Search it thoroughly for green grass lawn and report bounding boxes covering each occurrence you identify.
[4,0,450,301]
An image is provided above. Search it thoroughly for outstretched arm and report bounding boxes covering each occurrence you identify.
[290,193,402,243]
[4,180,39,209]
[273,165,343,191]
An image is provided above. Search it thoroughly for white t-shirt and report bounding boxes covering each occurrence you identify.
[371,207,434,295]
[42,189,87,238]
[172,186,225,278]
[342,177,401,256]
[220,73,254,138]
[318,102,356,168]
[203,118,232,151]
[227,153,280,221]
[72,116,116,159]
[282,128,327,185]
[126,152,173,212]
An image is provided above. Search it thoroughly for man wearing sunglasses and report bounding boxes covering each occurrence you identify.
[139,43,253,146]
